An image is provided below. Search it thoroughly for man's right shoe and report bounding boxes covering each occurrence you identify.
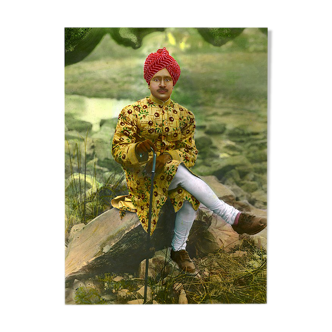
[232,212,267,235]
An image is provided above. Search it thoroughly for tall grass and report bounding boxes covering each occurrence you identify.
[65,132,126,242]
[149,239,267,304]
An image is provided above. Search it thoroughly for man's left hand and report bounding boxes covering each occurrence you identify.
[144,153,172,176]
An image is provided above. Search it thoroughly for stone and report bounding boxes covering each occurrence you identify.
[227,126,247,138]
[138,248,179,279]
[103,245,111,253]
[241,181,259,193]
[127,299,144,304]
[222,169,241,184]
[72,279,85,290]
[245,228,267,250]
[137,286,152,302]
[247,149,267,163]
[235,165,254,177]
[224,183,249,201]
[252,162,267,174]
[113,276,123,282]
[211,155,251,180]
[117,289,129,300]
[195,135,213,150]
[223,143,243,154]
[250,190,267,208]
[204,123,226,134]
[178,289,188,304]
[65,200,176,281]
[251,190,267,203]
[194,136,220,160]
[101,294,115,301]
[230,251,247,258]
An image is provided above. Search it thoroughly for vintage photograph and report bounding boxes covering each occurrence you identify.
[64,28,268,304]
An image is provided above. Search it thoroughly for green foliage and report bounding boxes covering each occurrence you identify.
[65,28,92,53]
[98,273,140,293]
[74,286,106,304]
[197,28,245,47]
[109,28,165,49]
[64,27,267,66]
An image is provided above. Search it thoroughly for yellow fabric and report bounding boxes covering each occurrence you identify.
[111,94,200,235]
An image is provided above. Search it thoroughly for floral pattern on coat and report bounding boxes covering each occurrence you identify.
[111,94,200,235]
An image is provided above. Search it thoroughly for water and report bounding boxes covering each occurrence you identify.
[65,94,134,132]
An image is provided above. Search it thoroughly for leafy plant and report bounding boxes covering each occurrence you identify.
[74,286,106,304]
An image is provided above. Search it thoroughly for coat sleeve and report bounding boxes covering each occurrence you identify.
[111,106,143,167]
[167,108,198,168]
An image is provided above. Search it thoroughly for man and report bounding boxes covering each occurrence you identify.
[111,47,266,273]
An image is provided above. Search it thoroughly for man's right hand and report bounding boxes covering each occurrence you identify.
[135,140,156,160]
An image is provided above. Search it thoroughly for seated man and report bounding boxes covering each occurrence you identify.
[111,47,266,273]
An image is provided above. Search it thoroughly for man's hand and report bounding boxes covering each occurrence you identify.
[135,140,156,161]
[144,153,172,176]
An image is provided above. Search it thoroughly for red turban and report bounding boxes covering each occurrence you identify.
[144,47,181,86]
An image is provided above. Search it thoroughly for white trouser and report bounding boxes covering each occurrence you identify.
[168,164,240,251]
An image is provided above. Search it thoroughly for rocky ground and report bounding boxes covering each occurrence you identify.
[66,244,267,305]
[65,177,267,305]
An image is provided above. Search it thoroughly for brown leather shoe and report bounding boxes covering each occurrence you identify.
[232,213,267,235]
[171,249,196,273]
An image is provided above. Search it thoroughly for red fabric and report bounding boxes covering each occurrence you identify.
[234,212,241,226]
[144,47,181,85]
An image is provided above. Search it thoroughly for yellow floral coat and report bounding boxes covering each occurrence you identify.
[111,94,200,235]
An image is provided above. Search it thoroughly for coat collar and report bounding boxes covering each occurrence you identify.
[148,94,172,107]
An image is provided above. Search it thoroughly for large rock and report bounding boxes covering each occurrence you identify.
[187,204,240,256]
[65,200,176,281]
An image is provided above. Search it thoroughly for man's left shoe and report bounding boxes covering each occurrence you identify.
[171,249,196,273]
[232,212,267,235]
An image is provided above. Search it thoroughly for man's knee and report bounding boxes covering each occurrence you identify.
[177,200,197,220]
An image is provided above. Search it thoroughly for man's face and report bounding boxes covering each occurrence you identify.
[149,68,174,101]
